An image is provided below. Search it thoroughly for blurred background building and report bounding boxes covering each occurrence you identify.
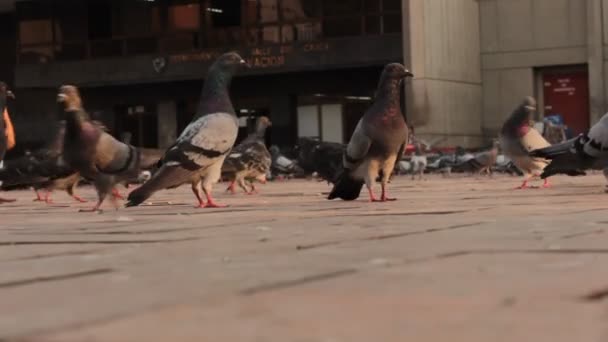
[0,0,605,152]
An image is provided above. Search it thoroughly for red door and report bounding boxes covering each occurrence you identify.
[542,69,590,135]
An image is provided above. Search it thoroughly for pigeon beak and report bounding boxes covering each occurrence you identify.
[6,90,14,99]
[240,59,251,68]
[57,93,67,103]
[402,70,414,78]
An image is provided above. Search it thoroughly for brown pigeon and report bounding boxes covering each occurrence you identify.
[58,85,143,212]
[328,63,413,201]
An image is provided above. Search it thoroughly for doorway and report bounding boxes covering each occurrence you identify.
[539,66,590,135]
[115,104,159,148]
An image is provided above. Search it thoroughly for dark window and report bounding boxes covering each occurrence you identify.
[383,14,402,33]
[323,0,361,16]
[210,0,241,27]
[323,16,361,37]
[365,0,381,13]
[365,16,381,35]
[87,0,113,40]
[383,0,402,12]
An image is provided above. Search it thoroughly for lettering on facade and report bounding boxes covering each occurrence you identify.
[250,55,286,68]
[168,42,331,70]
[169,51,221,63]
[303,42,330,52]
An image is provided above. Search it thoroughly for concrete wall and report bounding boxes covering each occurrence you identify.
[479,0,589,137]
[404,0,483,148]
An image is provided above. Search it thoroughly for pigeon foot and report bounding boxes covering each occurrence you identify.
[112,189,125,200]
[72,195,88,203]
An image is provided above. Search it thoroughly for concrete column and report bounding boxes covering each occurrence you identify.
[157,101,177,149]
[403,0,483,148]
[269,94,296,147]
[588,0,606,124]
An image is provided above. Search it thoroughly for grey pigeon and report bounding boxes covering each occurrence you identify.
[58,85,147,212]
[530,112,608,180]
[328,63,413,201]
[0,82,16,203]
[453,139,499,176]
[269,145,303,179]
[409,138,427,180]
[500,97,551,189]
[127,52,248,208]
[223,116,272,194]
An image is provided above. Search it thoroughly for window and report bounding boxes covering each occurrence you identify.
[323,0,361,16]
[17,1,54,62]
[119,0,162,36]
[209,0,241,28]
[87,0,114,39]
[168,2,200,31]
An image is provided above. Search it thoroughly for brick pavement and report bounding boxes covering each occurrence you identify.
[1,174,608,341]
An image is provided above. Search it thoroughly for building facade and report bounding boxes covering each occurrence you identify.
[2,0,608,151]
[9,0,404,151]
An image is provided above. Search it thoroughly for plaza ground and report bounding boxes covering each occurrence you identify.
[1,174,608,341]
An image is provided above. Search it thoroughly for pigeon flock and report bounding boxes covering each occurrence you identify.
[0,51,603,212]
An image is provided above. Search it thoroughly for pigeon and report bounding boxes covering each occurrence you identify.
[0,121,87,204]
[453,139,499,176]
[409,139,427,180]
[269,145,303,179]
[0,82,16,203]
[425,152,454,176]
[295,137,345,183]
[58,85,144,212]
[500,97,551,189]
[530,112,608,180]
[328,63,413,201]
[126,52,248,208]
[223,116,272,194]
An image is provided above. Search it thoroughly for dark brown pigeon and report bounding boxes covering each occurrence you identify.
[328,63,413,201]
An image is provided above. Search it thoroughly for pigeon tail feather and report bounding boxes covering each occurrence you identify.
[126,164,192,207]
[327,170,364,201]
[529,136,579,159]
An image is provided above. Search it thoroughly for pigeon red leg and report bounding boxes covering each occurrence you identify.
[33,190,44,202]
[248,183,258,195]
[380,183,396,201]
[226,181,237,194]
[72,195,88,203]
[111,188,125,200]
[204,193,228,208]
[44,190,54,204]
[368,187,380,202]
[203,186,228,208]
[542,178,551,188]
[514,179,529,190]
[192,183,206,208]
